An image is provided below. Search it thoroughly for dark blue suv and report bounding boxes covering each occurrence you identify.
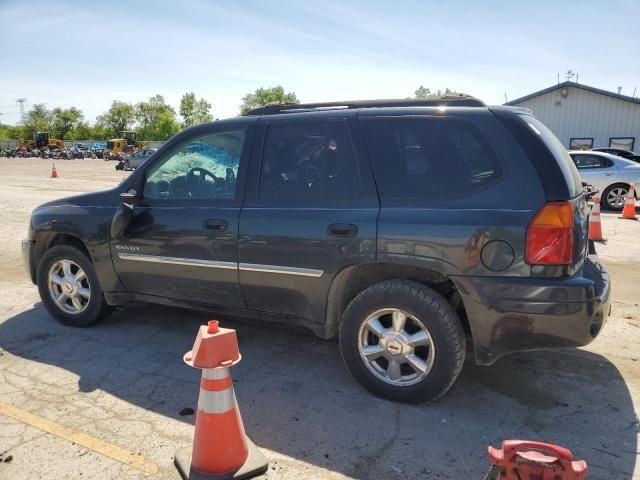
[22,96,611,402]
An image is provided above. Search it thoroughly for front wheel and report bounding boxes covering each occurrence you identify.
[37,245,112,327]
[339,280,465,403]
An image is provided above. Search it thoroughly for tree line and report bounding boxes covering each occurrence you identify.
[0,92,214,142]
[0,85,453,141]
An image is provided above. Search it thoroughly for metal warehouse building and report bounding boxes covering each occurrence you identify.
[505,81,640,151]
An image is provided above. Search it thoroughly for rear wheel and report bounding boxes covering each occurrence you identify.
[602,183,629,211]
[339,280,465,403]
[37,245,112,327]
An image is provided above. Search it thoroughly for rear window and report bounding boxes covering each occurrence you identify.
[521,115,583,197]
[361,116,501,202]
[571,154,613,169]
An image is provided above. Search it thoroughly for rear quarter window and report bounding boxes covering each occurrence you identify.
[361,116,502,203]
[521,115,583,198]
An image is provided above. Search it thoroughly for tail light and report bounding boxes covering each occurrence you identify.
[525,201,574,265]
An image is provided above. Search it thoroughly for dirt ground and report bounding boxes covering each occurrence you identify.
[0,158,638,480]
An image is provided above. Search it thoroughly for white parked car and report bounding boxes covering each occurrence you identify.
[568,150,640,210]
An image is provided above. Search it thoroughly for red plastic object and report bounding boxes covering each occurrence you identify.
[488,440,588,480]
[183,320,241,369]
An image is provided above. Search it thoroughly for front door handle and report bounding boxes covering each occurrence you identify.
[327,223,358,237]
[203,219,228,232]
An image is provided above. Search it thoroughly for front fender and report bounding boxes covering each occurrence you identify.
[30,203,125,293]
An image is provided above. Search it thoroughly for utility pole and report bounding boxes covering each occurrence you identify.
[15,98,27,124]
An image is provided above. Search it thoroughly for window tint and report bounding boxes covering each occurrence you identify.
[144,129,245,200]
[361,117,500,200]
[522,115,583,198]
[259,120,359,201]
[572,154,611,169]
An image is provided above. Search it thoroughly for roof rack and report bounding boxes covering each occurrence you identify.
[243,94,486,116]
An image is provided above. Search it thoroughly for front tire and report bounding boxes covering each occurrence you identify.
[339,280,465,403]
[37,245,112,327]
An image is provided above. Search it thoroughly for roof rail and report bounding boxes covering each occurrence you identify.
[243,94,486,116]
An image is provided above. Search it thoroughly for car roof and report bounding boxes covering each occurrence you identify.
[593,147,634,153]
[569,150,616,157]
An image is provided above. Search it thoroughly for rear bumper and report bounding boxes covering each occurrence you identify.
[452,255,611,365]
[22,239,36,284]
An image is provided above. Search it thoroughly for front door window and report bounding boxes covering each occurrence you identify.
[144,129,246,200]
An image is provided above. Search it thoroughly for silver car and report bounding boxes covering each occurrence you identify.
[128,148,157,169]
[569,150,640,210]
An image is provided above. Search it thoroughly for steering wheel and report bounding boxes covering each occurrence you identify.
[186,167,219,197]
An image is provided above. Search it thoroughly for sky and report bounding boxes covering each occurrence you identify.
[1,0,639,124]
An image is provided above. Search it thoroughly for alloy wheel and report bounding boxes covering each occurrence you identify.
[607,187,628,209]
[47,259,91,315]
[357,308,436,386]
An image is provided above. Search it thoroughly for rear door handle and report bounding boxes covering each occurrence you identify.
[327,223,358,237]
[203,219,228,232]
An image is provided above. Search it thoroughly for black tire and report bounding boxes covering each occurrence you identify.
[339,280,465,403]
[601,183,629,211]
[37,245,112,327]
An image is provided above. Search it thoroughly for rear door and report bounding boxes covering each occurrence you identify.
[238,114,379,323]
[570,153,618,191]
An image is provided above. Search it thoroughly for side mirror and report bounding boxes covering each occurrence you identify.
[111,189,137,239]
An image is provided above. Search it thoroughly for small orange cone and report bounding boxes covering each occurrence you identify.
[619,184,638,220]
[51,163,58,178]
[588,195,604,241]
[174,320,268,480]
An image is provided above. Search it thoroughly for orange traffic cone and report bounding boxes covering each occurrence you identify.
[619,184,637,220]
[588,195,604,241]
[174,320,268,480]
[51,163,58,178]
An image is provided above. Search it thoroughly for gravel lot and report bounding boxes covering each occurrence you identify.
[0,158,638,480]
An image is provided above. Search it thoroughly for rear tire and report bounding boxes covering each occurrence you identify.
[602,183,629,211]
[339,280,465,403]
[37,245,112,327]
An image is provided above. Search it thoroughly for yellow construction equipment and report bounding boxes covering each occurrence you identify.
[105,131,149,155]
[18,132,66,151]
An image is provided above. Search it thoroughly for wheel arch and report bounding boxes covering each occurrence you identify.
[32,232,93,282]
[323,262,470,340]
[603,181,635,195]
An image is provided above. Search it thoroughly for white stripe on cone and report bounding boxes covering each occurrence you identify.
[202,368,230,380]
[198,388,237,414]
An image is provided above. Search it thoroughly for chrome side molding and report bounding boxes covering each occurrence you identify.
[117,253,323,278]
[238,263,323,278]
[117,253,237,270]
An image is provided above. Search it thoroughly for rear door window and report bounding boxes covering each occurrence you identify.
[259,120,361,202]
[572,154,612,169]
[361,116,501,202]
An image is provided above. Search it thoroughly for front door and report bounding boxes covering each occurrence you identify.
[111,122,254,307]
[238,115,379,324]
